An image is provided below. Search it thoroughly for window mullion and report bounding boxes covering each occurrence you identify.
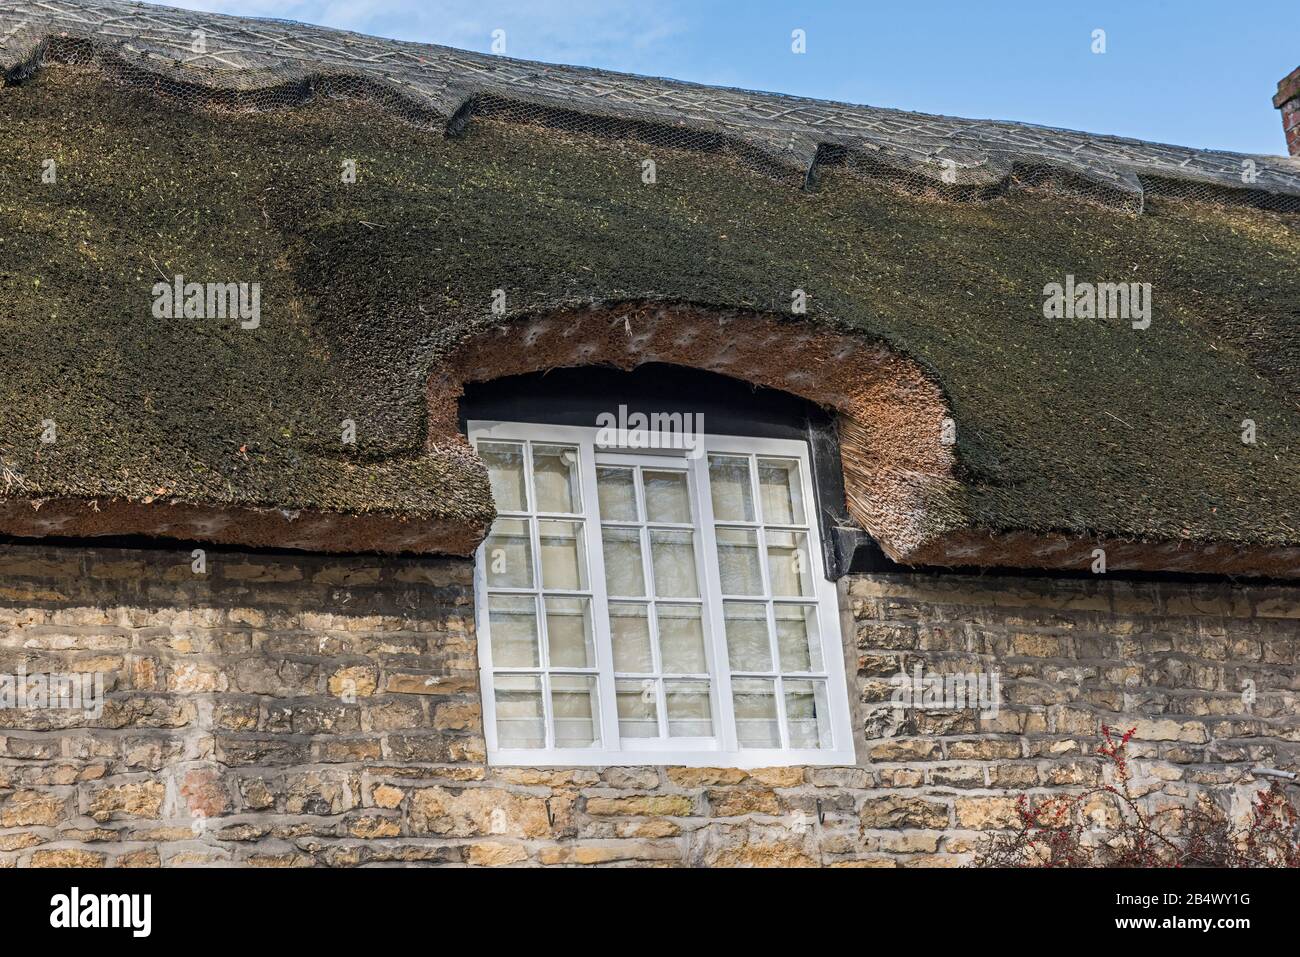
[751,454,773,597]
[773,673,791,750]
[683,458,722,747]
[521,442,559,749]
[632,467,669,739]
[695,448,738,754]
[752,453,791,749]
[647,564,668,740]
[577,436,621,753]
[525,484,550,672]
[539,671,556,751]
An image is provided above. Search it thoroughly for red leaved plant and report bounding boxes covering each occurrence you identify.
[975,725,1300,868]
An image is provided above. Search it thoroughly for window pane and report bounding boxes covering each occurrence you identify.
[732,678,780,748]
[488,594,539,668]
[766,530,813,597]
[551,675,600,748]
[776,604,823,673]
[596,467,638,521]
[616,678,659,738]
[650,528,699,598]
[494,675,545,749]
[532,444,581,514]
[545,596,595,668]
[784,679,832,749]
[656,604,707,673]
[479,442,527,512]
[715,527,763,595]
[708,455,754,522]
[601,526,645,597]
[643,470,691,523]
[538,520,587,590]
[758,458,805,525]
[609,602,653,673]
[665,680,712,737]
[484,518,533,588]
[723,601,772,672]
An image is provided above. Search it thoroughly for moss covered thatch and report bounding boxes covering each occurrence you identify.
[2,69,1298,565]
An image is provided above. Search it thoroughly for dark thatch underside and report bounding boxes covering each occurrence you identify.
[2,69,1298,572]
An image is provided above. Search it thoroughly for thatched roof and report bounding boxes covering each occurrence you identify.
[2,0,1298,577]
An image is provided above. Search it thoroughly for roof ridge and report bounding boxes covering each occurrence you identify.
[2,0,1299,211]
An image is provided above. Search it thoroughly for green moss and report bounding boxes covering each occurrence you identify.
[2,69,1298,546]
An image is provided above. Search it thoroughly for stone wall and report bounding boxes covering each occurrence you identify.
[0,542,1295,867]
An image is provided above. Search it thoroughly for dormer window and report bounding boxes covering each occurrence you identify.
[469,419,855,767]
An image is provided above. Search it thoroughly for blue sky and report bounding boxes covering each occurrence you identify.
[171,0,1296,155]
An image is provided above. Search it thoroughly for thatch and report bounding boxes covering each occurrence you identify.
[2,26,1298,575]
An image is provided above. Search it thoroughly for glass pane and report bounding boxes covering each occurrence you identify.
[708,455,754,522]
[732,678,780,748]
[479,442,527,512]
[551,675,600,748]
[484,518,533,588]
[538,520,587,590]
[776,604,823,673]
[650,528,699,598]
[487,594,539,668]
[766,530,813,597]
[616,678,659,738]
[494,675,545,749]
[601,526,646,597]
[532,445,581,514]
[665,680,713,737]
[758,458,805,525]
[609,602,653,673]
[784,679,832,749]
[597,467,638,521]
[643,470,691,523]
[723,601,772,672]
[656,604,707,673]
[545,596,594,668]
[715,527,763,595]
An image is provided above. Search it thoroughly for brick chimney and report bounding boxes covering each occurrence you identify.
[1276,66,1300,156]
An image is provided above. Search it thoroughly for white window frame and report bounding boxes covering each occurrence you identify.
[469,419,856,768]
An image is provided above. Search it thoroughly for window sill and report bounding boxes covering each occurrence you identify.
[488,747,859,768]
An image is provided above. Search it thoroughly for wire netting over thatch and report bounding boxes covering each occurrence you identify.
[3,0,1300,214]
